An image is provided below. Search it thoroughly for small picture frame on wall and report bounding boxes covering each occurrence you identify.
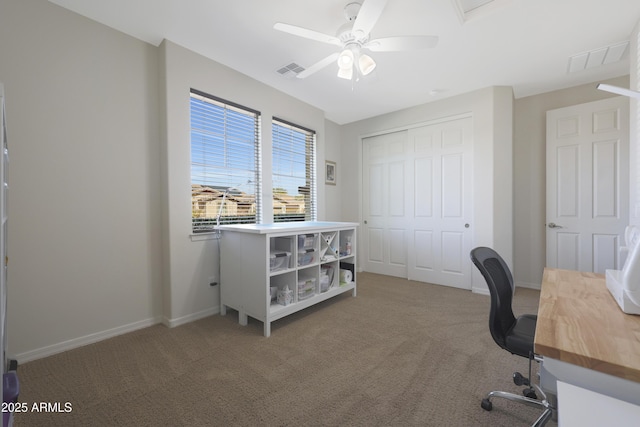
[325,160,337,185]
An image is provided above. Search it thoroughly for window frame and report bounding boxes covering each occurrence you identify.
[271,117,317,223]
[189,89,261,233]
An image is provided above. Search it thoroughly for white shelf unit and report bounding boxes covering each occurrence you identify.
[220,221,357,337]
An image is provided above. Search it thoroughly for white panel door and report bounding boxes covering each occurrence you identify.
[362,130,410,277]
[362,115,473,289]
[408,117,473,289]
[546,96,629,273]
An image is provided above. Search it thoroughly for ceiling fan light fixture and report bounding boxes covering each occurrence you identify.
[358,53,376,75]
[337,66,353,80]
[337,48,355,69]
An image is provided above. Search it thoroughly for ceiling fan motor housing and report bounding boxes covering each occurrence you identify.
[337,24,367,46]
[344,2,362,22]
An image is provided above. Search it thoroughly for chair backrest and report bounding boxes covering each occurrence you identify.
[470,247,516,350]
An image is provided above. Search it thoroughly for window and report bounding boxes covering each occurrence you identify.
[272,118,316,222]
[190,90,261,232]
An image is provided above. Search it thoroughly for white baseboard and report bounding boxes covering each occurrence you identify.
[16,306,222,364]
[516,281,541,290]
[163,306,219,328]
[473,282,540,295]
[15,316,162,364]
[472,286,490,296]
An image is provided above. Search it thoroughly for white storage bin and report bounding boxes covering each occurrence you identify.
[298,234,317,250]
[270,251,291,272]
[320,265,333,292]
[298,278,316,301]
[320,274,330,293]
[297,249,315,266]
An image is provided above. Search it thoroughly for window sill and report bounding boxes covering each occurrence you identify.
[190,232,219,242]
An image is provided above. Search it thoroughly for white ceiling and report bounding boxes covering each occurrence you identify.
[48,0,640,124]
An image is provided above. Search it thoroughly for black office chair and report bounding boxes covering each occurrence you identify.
[470,247,553,427]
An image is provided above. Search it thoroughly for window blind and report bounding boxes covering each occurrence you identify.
[272,118,316,222]
[190,90,261,232]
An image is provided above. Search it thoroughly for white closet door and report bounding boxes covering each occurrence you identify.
[362,115,473,289]
[362,130,410,278]
[407,117,473,289]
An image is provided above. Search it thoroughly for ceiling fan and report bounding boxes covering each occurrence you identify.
[274,0,439,80]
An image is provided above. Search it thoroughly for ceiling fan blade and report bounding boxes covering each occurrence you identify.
[274,23,341,46]
[365,35,439,52]
[297,52,340,79]
[597,84,640,99]
[352,0,387,39]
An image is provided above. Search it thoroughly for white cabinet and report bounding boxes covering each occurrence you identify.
[220,221,357,337]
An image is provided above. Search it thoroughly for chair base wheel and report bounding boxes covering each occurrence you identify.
[523,388,538,399]
[481,398,493,411]
[513,371,530,386]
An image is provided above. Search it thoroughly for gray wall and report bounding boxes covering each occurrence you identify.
[323,119,343,221]
[0,0,162,358]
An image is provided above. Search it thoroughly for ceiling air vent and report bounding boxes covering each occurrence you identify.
[567,41,629,73]
[276,63,306,79]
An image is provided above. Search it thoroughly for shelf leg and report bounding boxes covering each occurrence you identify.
[264,321,271,338]
[220,304,227,316]
[239,311,248,326]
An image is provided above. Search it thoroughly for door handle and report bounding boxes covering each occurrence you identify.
[548,222,563,229]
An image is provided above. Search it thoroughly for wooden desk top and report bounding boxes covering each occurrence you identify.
[534,268,640,382]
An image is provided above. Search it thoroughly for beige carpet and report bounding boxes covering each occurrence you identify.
[14,272,555,426]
